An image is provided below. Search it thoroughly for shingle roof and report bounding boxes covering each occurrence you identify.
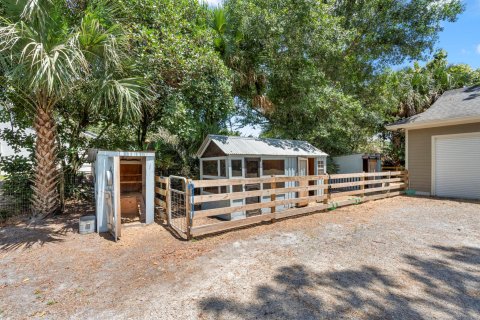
[197,135,328,157]
[387,85,480,129]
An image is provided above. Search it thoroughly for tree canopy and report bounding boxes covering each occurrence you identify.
[1,0,479,217]
[216,0,467,156]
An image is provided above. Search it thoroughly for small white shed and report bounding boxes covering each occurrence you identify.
[92,150,155,240]
[333,153,382,174]
[196,135,328,220]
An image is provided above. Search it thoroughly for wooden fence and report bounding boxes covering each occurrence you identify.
[381,166,405,172]
[155,171,408,239]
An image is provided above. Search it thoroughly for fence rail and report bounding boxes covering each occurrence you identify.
[154,176,169,219]
[382,166,405,172]
[155,171,408,239]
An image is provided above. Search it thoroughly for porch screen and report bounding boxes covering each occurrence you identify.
[262,160,285,189]
[203,160,218,176]
[263,160,285,175]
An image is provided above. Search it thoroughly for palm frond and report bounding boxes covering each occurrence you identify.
[78,12,124,71]
[1,9,88,98]
[91,76,148,121]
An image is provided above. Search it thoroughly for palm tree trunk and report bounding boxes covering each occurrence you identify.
[31,103,59,219]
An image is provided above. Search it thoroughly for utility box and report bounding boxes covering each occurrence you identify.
[91,150,155,240]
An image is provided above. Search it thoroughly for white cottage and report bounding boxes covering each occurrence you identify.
[196,135,328,220]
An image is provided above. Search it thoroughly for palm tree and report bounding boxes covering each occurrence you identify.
[0,0,147,219]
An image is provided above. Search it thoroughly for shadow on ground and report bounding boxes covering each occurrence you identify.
[0,215,78,251]
[199,246,480,319]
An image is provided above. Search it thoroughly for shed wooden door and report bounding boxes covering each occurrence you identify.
[245,158,261,215]
[368,159,377,172]
[433,133,480,199]
[297,158,308,207]
[107,156,121,241]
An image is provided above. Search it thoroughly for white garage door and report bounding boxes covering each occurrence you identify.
[434,133,480,199]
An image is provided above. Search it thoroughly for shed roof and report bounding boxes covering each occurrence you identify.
[87,149,155,162]
[197,135,328,157]
[387,85,480,130]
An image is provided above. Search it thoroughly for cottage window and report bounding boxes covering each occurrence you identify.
[263,160,285,175]
[219,160,226,177]
[231,160,242,177]
[203,160,218,176]
[317,159,325,174]
[262,159,286,189]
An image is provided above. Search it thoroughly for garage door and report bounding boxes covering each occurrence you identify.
[434,133,480,199]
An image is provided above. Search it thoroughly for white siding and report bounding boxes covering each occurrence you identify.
[333,154,364,173]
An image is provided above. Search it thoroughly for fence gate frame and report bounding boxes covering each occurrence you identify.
[167,175,193,239]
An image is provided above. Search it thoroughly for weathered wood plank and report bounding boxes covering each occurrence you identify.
[192,172,406,188]
[362,190,404,202]
[328,177,403,189]
[155,198,167,208]
[274,203,329,220]
[155,176,168,183]
[192,175,327,188]
[193,178,404,204]
[193,184,327,204]
[329,183,406,198]
[328,171,405,179]
[155,187,167,196]
[191,213,275,237]
[194,194,326,219]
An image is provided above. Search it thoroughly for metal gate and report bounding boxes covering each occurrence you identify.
[168,176,190,236]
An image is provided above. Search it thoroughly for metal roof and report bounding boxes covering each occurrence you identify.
[87,149,155,162]
[387,85,480,130]
[197,135,328,157]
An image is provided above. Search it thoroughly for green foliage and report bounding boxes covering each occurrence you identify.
[0,0,150,169]
[218,0,464,157]
[0,0,476,185]
[375,50,480,164]
[0,155,33,220]
[118,0,234,175]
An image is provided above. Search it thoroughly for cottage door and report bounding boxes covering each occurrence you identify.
[244,158,261,215]
[297,158,308,207]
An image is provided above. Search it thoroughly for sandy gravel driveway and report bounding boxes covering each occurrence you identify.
[1,196,479,319]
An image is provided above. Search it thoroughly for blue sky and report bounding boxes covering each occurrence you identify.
[433,0,480,69]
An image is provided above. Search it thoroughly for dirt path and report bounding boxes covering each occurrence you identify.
[1,196,479,319]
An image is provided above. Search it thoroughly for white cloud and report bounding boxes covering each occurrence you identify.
[476,44,480,54]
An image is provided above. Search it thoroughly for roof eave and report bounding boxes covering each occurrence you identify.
[386,116,480,131]
[196,135,213,158]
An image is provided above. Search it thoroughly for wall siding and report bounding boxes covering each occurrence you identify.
[333,154,364,173]
[408,122,480,194]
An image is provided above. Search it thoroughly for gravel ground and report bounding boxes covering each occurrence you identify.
[0,196,479,320]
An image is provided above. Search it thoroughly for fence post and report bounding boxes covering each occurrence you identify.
[323,175,330,205]
[186,180,194,240]
[403,170,409,191]
[270,176,276,222]
[387,171,391,196]
[165,177,171,224]
[360,172,365,197]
